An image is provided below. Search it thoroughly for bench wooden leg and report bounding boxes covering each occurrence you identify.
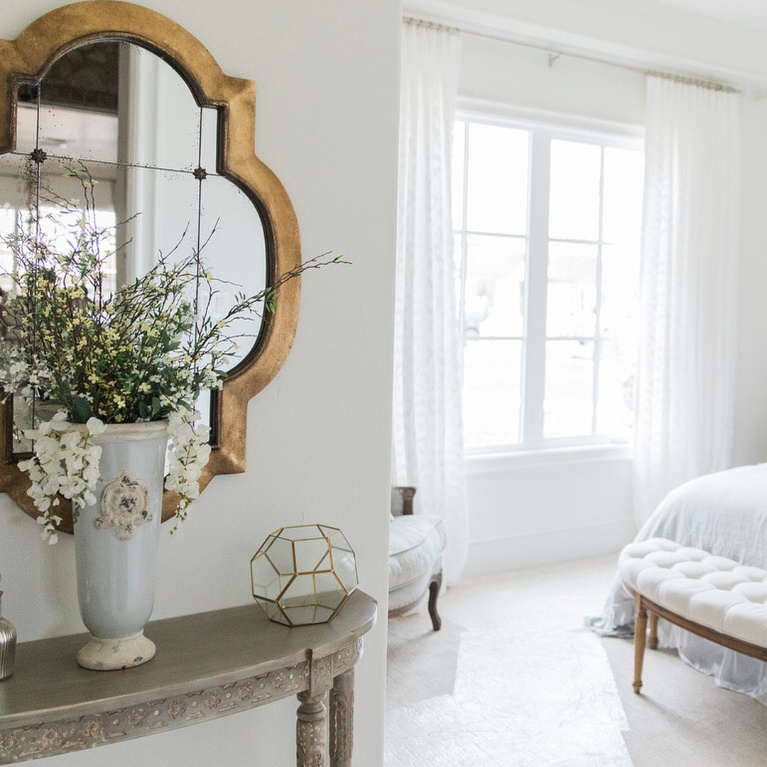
[633,592,648,694]
[649,610,659,650]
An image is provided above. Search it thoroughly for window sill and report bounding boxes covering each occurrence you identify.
[465,442,633,475]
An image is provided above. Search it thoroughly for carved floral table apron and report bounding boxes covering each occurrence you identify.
[0,590,377,766]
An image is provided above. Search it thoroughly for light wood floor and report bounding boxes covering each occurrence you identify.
[385,553,767,767]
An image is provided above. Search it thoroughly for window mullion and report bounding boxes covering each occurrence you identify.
[521,131,550,447]
[592,146,606,435]
[458,120,470,338]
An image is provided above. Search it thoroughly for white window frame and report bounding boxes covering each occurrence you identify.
[455,97,644,460]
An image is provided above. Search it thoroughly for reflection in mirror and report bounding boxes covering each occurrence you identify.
[0,40,266,458]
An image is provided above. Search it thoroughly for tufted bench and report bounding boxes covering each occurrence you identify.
[388,486,446,631]
[619,538,767,694]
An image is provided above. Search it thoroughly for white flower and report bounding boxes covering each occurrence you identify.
[165,408,212,533]
[21,415,103,541]
[86,417,106,436]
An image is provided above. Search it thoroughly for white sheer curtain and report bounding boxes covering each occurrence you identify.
[391,22,468,584]
[633,74,740,526]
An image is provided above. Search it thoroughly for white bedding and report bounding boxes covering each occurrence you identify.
[588,463,767,704]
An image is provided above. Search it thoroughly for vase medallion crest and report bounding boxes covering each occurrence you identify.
[96,470,152,541]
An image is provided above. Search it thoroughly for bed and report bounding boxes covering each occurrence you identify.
[587,462,767,704]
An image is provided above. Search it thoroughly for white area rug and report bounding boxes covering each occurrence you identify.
[385,555,632,766]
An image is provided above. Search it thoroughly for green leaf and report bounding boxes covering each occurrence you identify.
[73,396,94,423]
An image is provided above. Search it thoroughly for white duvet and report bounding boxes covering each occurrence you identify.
[589,463,767,704]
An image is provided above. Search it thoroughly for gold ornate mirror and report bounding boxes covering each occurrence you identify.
[0,1,302,531]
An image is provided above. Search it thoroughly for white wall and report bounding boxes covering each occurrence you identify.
[732,94,767,469]
[0,2,401,766]
[407,0,767,577]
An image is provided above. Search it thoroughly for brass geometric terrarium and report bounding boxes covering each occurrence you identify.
[250,524,358,626]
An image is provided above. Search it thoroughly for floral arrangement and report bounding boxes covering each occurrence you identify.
[0,163,344,543]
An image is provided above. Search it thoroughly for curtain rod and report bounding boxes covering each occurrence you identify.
[402,15,740,94]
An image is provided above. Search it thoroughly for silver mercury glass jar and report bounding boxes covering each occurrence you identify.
[0,576,17,680]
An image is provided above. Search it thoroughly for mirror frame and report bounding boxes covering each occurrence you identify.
[0,1,302,531]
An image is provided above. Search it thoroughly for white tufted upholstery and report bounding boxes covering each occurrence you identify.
[388,514,446,613]
[619,538,767,647]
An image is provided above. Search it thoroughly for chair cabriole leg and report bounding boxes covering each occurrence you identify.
[428,572,442,631]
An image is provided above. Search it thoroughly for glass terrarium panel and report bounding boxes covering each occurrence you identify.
[312,572,346,609]
[282,574,320,607]
[313,606,335,623]
[265,536,296,576]
[293,537,332,573]
[282,525,324,541]
[252,535,273,559]
[251,558,291,602]
[256,598,288,625]
[284,604,334,626]
[325,528,352,550]
[330,549,358,593]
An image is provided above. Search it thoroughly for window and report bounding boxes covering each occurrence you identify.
[0,203,118,296]
[453,114,644,453]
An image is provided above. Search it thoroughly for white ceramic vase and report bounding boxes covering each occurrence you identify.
[72,420,168,671]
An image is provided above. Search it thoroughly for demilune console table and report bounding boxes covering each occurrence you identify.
[0,590,377,765]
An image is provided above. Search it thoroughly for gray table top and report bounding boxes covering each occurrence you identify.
[0,590,377,730]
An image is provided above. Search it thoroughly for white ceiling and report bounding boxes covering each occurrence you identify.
[643,0,767,31]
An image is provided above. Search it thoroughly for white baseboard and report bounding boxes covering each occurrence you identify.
[462,518,636,578]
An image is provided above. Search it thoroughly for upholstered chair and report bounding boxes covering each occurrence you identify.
[387,486,446,631]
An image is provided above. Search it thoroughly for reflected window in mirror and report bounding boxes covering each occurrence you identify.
[0,40,268,458]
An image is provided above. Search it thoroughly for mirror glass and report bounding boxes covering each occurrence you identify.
[0,41,267,457]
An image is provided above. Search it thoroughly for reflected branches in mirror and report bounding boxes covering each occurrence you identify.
[2,40,269,449]
[0,159,348,538]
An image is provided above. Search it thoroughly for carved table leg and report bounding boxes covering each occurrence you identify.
[330,669,354,767]
[297,690,327,767]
